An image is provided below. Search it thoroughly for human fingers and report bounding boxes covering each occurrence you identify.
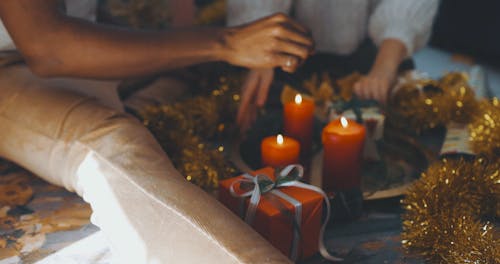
[354,81,362,98]
[256,69,274,107]
[376,80,389,105]
[274,54,299,73]
[256,15,313,49]
[271,38,310,61]
[239,111,251,134]
[239,102,258,134]
[366,76,390,104]
[370,81,382,102]
[237,71,260,126]
[354,78,370,100]
[269,26,314,50]
[265,13,309,34]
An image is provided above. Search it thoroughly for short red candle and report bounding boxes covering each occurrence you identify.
[261,134,300,168]
[322,117,366,192]
[284,94,315,155]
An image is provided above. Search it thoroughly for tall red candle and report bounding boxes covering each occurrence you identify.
[261,134,300,168]
[284,94,315,155]
[322,117,366,192]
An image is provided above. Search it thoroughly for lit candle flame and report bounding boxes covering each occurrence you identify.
[277,134,284,145]
[340,116,348,128]
[294,94,302,104]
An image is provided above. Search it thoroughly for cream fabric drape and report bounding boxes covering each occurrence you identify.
[0,64,291,263]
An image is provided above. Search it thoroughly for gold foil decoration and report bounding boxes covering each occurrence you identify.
[299,72,361,104]
[107,0,172,29]
[469,98,500,157]
[402,158,500,263]
[196,0,226,25]
[388,72,477,134]
[107,0,227,28]
[336,72,362,101]
[139,75,242,190]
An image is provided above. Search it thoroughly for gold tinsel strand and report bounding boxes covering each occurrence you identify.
[139,75,242,190]
[196,0,226,25]
[107,0,227,28]
[389,72,478,133]
[469,98,500,158]
[401,158,500,263]
[106,0,171,29]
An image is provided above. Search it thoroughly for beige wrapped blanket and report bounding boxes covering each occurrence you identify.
[0,62,290,263]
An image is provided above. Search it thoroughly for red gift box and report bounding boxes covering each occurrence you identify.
[219,166,324,261]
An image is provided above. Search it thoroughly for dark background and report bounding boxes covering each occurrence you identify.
[431,0,500,67]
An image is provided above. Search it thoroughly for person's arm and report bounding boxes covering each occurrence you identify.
[0,0,312,79]
[354,0,439,103]
[354,38,406,104]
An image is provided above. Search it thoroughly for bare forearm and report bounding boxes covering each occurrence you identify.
[30,18,227,78]
[0,1,226,79]
[354,38,408,103]
[370,38,407,77]
[0,1,313,79]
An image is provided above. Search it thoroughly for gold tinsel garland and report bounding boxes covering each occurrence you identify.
[399,72,500,263]
[106,0,226,28]
[107,0,172,28]
[389,72,478,133]
[469,98,500,157]
[196,0,226,25]
[401,158,499,263]
[139,76,242,190]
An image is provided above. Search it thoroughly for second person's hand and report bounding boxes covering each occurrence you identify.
[353,39,407,104]
[353,69,395,105]
[236,68,274,133]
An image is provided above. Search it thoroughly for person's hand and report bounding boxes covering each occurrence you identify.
[354,39,407,104]
[237,69,274,132]
[223,13,314,73]
[353,69,396,104]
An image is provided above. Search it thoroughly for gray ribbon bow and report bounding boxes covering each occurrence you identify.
[230,164,343,262]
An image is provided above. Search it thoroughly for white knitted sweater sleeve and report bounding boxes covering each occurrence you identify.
[226,0,293,26]
[369,0,439,55]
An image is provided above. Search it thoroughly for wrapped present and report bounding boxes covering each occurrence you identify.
[219,165,342,262]
[440,122,475,156]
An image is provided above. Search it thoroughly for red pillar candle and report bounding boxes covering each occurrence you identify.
[261,134,300,168]
[322,117,366,192]
[284,94,315,155]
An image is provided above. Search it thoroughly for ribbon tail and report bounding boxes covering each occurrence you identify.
[270,190,302,262]
[286,182,344,262]
[244,177,262,224]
